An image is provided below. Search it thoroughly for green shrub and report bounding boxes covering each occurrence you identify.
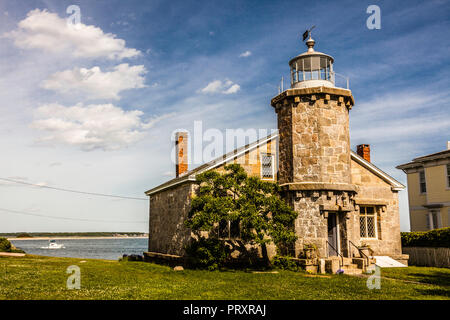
[272,255,300,271]
[0,237,25,253]
[185,238,231,271]
[401,227,450,248]
[0,237,12,252]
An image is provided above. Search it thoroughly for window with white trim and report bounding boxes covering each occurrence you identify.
[261,153,274,180]
[419,170,427,194]
[360,206,377,239]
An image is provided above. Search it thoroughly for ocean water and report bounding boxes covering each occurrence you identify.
[10,238,148,260]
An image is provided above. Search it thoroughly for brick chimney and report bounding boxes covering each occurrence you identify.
[175,132,188,177]
[357,144,371,162]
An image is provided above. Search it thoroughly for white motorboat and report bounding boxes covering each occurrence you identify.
[41,240,65,249]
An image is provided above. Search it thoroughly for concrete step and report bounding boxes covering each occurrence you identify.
[341,267,363,275]
[342,257,353,265]
[325,257,372,275]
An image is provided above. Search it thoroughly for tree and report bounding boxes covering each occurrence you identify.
[0,237,25,253]
[185,164,298,265]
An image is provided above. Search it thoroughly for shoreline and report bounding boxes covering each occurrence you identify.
[8,236,148,241]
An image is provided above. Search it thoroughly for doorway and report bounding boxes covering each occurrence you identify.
[327,213,339,256]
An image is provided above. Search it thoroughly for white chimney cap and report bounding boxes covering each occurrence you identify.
[447,141,450,150]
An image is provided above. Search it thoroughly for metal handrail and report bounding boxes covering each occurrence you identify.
[348,240,370,269]
[332,72,350,89]
[326,240,343,271]
[279,71,350,94]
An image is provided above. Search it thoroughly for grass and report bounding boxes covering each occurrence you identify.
[0,255,449,300]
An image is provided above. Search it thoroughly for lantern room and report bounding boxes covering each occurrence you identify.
[289,36,336,89]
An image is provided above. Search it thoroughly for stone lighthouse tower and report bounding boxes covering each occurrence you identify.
[271,33,356,258]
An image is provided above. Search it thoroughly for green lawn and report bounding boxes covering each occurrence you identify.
[0,255,449,300]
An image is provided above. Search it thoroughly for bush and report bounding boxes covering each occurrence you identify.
[401,227,450,248]
[0,237,12,252]
[119,254,143,262]
[17,233,32,238]
[272,255,300,271]
[185,238,231,271]
[0,237,25,253]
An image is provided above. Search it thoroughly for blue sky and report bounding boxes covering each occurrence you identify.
[0,0,449,232]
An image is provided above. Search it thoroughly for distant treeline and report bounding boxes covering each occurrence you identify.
[0,232,147,238]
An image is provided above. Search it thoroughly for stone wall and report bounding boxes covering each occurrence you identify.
[272,87,357,258]
[351,160,402,255]
[276,104,294,184]
[273,88,353,185]
[147,157,403,259]
[289,189,356,258]
[148,182,195,256]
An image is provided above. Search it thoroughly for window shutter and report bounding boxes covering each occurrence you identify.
[447,208,450,228]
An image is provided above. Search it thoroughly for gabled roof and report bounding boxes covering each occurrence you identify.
[351,150,405,191]
[145,133,405,195]
[397,149,450,170]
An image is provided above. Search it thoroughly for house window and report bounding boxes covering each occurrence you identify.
[261,153,274,180]
[419,170,427,194]
[360,206,377,239]
[427,210,441,230]
[446,164,450,188]
[219,219,241,239]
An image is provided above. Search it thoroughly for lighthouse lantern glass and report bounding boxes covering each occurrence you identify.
[290,54,334,88]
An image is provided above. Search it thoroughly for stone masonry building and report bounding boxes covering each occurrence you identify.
[145,35,408,271]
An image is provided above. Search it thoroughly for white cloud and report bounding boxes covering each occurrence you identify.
[4,9,141,60]
[351,91,450,143]
[31,103,174,151]
[223,84,241,94]
[42,64,147,100]
[239,51,252,58]
[201,80,223,93]
[200,79,240,95]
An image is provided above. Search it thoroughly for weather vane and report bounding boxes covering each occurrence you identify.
[302,25,316,42]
